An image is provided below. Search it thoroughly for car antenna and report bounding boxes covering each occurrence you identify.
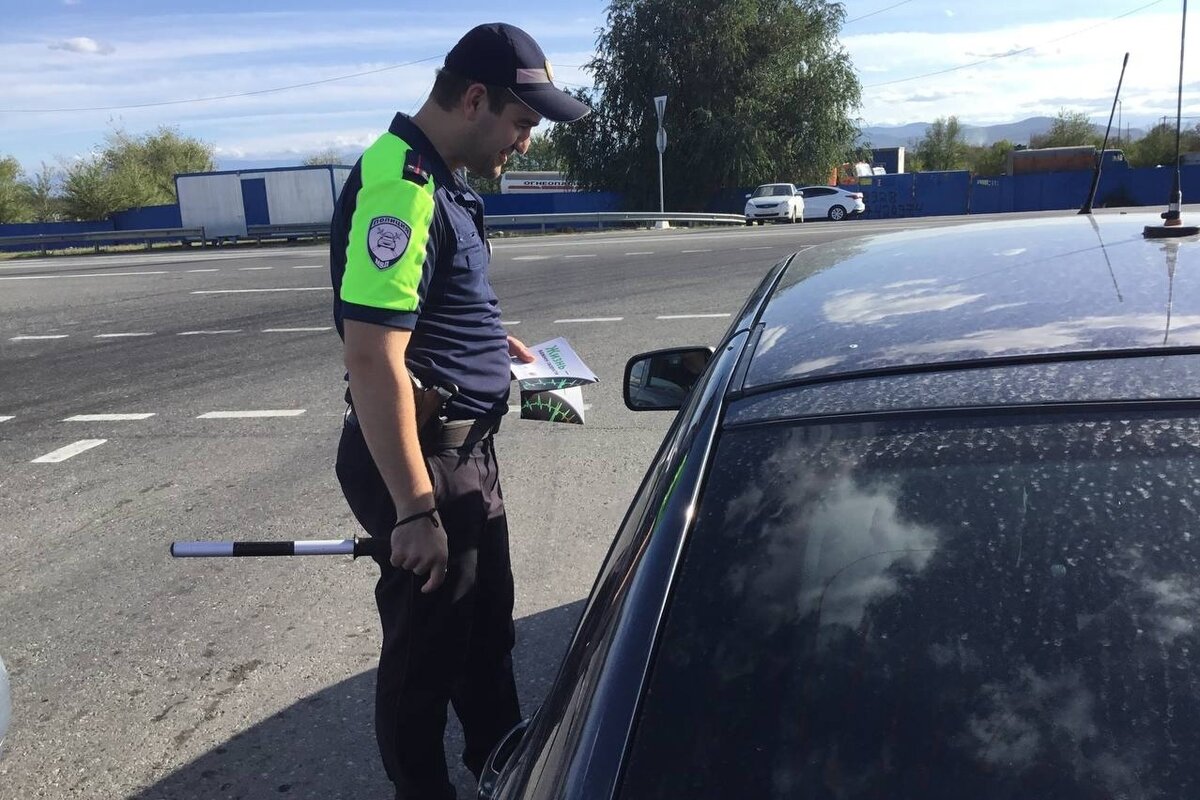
[1144,0,1200,238]
[1079,52,1129,215]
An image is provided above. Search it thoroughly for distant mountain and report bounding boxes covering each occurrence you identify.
[861,117,1145,149]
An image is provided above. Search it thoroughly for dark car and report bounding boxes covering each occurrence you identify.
[482,211,1200,799]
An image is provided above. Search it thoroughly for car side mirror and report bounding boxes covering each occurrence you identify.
[478,717,530,799]
[624,346,714,411]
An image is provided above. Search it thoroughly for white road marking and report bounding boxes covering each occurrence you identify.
[512,256,550,261]
[64,413,156,422]
[239,266,274,271]
[681,249,712,253]
[191,287,331,294]
[624,251,654,255]
[262,327,331,333]
[0,270,169,281]
[11,334,68,340]
[293,265,325,269]
[95,332,154,338]
[563,254,596,259]
[656,313,732,320]
[186,268,220,273]
[740,246,773,250]
[554,317,623,324]
[179,329,241,336]
[0,416,14,423]
[197,410,307,419]
[32,439,107,463]
[502,320,521,326]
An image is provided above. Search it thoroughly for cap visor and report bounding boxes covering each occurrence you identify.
[513,84,591,123]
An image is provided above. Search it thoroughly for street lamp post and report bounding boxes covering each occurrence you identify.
[654,95,667,214]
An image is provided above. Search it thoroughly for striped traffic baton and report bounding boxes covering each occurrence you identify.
[170,537,390,559]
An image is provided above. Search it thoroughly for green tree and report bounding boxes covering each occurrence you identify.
[0,156,33,223]
[469,134,562,194]
[549,0,862,210]
[914,116,969,171]
[59,127,215,220]
[1125,121,1200,167]
[1030,108,1100,149]
[59,156,122,221]
[968,139,1013,176]
[25,164,60,222]
[302,148,345,166]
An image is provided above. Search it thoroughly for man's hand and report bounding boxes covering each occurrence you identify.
[390,513,448,593]
[508,334,536,364]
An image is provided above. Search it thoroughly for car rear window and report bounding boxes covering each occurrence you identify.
[619,409,1200,799]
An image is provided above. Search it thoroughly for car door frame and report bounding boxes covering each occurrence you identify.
[489,258,795,800]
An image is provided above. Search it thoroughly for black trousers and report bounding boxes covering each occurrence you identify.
[336,420,522,800]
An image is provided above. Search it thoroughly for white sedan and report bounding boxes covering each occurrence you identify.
[744,183,804,224]
[796,185,866,221]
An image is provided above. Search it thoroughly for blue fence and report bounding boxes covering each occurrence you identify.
[3,169,1199,253]
[111,204,182,230]
[479,191,622,215]
[858,164,1200,219]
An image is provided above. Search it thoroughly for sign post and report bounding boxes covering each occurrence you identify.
[654,95,668,215]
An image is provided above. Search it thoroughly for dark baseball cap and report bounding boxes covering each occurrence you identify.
[444,22,591,123]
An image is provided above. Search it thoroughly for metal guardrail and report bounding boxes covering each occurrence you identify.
[0,212,748,255]
[483,211,747,232]
[0,227,206,255]
[246,222,330,242]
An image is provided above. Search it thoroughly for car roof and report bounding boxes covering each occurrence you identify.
[741,211,1200,392]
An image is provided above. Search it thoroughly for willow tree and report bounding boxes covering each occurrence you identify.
[551,0,862,210]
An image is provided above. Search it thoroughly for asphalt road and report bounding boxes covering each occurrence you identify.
[0,213,1004,799]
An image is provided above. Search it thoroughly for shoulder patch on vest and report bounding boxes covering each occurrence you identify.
[367,216,412,270]
[403,150,430,185]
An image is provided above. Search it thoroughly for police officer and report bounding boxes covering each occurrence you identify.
[329,22,590,800]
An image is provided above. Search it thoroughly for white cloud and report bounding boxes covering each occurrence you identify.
[845,11,1187,126]
[47,36,113,55]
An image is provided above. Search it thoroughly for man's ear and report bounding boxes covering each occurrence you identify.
[462,83,488,120]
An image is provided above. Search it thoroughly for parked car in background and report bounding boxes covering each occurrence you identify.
[481,210,1200,800]
[797,184,865,220]
[743,183,804,224]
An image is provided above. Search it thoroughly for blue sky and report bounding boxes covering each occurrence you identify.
[1,0,1194,172]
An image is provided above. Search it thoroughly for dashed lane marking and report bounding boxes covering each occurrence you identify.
[681,249,712,253]
[95,332,154,338]
[197,410,307,419]
[191,287,331,294]
[179,330,241,336]
[0,271,169,282]
[262,327,332,333]
[624,251,654,255]
[553,317,623,324]
[502,320,520,325]
[563,254,596,259]
[0,416,13,423]
[239,266,274,271]
[511,256,550,261]
[186,268,220,273]
[32,439,107,463]
[740,246,774,251]
[293,265,325,269]
[64,413,156,422]
[11,334,68,341]
[656,313,732,320]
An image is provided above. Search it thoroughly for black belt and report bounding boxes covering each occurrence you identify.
[344,407,502,452]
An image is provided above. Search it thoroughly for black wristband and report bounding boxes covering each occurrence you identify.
[394,508,439,529]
